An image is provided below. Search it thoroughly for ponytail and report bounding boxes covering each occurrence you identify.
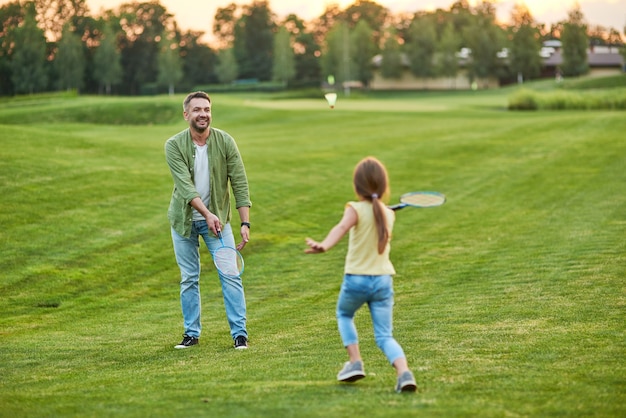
[354,157,391,254]
[371,194,389,254]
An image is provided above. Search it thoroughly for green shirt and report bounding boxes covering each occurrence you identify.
[165,127,251,237]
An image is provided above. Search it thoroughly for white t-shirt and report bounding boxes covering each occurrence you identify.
[192,143,210,221]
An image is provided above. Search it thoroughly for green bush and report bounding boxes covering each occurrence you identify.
[509,87,626,111]
[507,89,538,110]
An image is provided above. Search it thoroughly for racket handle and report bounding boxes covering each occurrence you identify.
[389,203,406,211]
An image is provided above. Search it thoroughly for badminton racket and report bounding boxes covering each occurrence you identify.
[389,191,446,211]
[212,230,245,279]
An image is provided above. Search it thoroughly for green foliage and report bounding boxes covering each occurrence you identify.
[508,87,626,110]
[93,23,123,94]
[350,20,376,86]
[233,1,275,81]
[10,10,47,94]
[561,4,589,77]
[322,22,352,86]
[55,24,86,92]
[507,88,538,110]
[343,0,388,49]
[406,17,437,78]
[462,9,507,85]
[0,0,26,95]
[117,2,173,94]
[180,32,219,89]
[157,36,184,95]
[380,30,403,79]
[271,26,295,84]
[1,89,624,417]
[292,29,321,85]
[509,5,542,82]
[216,48,238,84]
[436,23,459,79]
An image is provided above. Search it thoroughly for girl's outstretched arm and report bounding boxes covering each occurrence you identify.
[305,205,357,253]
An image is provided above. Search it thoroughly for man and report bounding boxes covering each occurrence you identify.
[165,91,251,350]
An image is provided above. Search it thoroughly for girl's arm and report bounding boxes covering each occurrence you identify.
[305,205,357,253]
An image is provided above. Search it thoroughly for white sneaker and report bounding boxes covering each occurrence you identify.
[337,360,365,382]
[395,370,417,393]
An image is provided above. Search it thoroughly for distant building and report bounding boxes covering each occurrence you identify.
[541,40,624,78]
[369,40,624,90]
[369,53,499,91]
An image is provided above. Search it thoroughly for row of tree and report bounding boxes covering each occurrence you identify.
[0,0,624,96]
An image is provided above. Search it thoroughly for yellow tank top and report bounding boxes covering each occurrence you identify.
[344,201,396,275]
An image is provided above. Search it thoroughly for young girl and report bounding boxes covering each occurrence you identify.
[305,156,417,393]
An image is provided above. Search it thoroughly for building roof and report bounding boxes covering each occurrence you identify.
[543,51,624,67]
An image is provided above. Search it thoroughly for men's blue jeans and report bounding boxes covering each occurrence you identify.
[171,221,247,340]
[336,274,405,365]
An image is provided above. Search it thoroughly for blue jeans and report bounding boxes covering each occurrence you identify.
[171,221,247,340]
[336,274,405,365]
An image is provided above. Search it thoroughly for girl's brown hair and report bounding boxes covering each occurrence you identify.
[353,157,390,254]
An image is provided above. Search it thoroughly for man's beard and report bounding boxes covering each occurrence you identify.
[191,119,209,132]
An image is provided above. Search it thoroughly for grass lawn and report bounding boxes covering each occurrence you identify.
[0,84,624,417]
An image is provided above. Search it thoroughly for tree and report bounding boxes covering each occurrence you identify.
[621,25,626,64]
[436,22,460,86]
[233,1,275,81]
[311,3,344,48]
[93,22,122,94]
[55,23,86,91]
[180,30,218,89]
[216,48,238,84]
[351,20,375,87]
[448,0,474,34]
[213,3,238,49]
[606,28,623,47]
[406,17,437,80]
[157,33,183,95]
[380,29,403,79]
[343,0,389,49]
[117,2,175,94]
[34,0,90,42]
[11,9,47,94]
[561,4,588,77]
[283,14,320,85]
[0,0,26,95]
[272,26,295,84]
[322,21,352,89]
[509,3,542,83]
[462,2,505,88]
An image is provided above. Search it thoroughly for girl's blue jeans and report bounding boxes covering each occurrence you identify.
[171,221,247,340]
[336,274,406,365]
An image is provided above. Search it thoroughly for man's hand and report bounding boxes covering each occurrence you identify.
[237,225,250,251]
[205,212,221,236]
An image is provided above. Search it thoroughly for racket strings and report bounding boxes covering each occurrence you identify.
[402,193,445,207]
[213,247,243,278]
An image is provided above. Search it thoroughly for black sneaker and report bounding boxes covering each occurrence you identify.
[175,334,198,349]
[234,335,248,350]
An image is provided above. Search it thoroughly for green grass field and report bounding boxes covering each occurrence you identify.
[1,83,625,417]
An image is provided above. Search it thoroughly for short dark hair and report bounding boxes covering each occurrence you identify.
[183,91,211,111]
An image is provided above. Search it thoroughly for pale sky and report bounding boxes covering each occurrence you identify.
[4,0,626,42]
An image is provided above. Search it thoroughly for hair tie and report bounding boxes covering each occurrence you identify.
[371,193,378,199]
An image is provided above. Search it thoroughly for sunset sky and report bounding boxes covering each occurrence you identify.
[4,0,625,43]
